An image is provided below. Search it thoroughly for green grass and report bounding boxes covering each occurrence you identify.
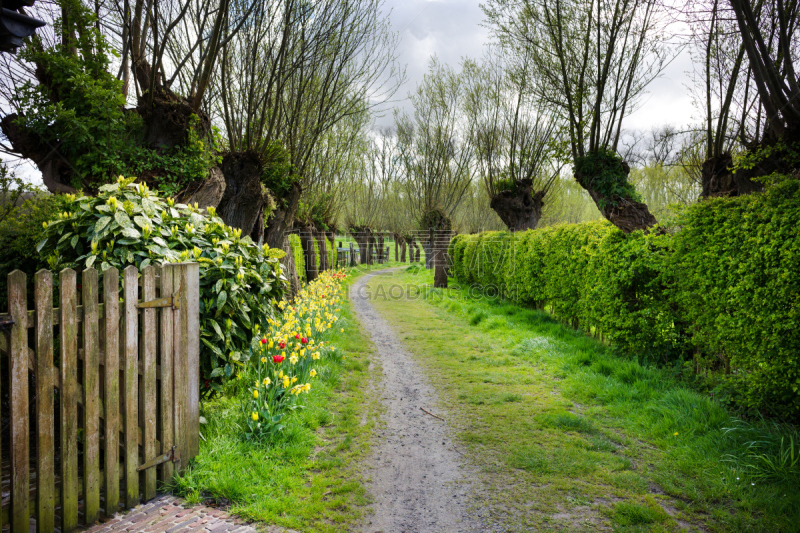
[169,275,379,532]
[365,266,800,532]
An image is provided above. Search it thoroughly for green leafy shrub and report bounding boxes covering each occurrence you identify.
[0,170,70,309]
[288,234,306,282]
[669,180,800,418]
[37,177,285,395]
[451,181,800,419]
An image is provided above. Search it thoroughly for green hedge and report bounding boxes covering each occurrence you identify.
[288,234,306,282]
[451,181,800,420]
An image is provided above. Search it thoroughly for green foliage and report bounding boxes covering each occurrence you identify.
[493,178,516,193]
[261,141,301,207]
[14,2,219,192]
[418,206,453,231]
[452,181,800,419]
[37,177,285,395]
[732,139,800,184]
[288,234,306,282]
[573,148,641,208]
[669,180,800,418]
[0,168,70,309]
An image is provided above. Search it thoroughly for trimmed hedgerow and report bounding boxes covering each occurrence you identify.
[451,182,800,420]
[669,180,800,418]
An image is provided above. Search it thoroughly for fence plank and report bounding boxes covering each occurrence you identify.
[9,270,28,533]
[186,263,200,460]
[173,266,188,470]
[104,267,120,516]
[60,268,79,531]
[123,266,139,508]
[82,268,100,523]
[142,266,157,500]
[159,265,175,482]
[35,270,55,533]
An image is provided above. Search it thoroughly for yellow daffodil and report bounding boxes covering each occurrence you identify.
[252,412,258,421]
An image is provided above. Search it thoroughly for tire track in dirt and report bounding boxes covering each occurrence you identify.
[352,269,485,533]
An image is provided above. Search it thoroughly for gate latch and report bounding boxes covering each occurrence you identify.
[138,445,180,471]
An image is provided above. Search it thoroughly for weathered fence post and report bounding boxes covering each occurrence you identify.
[60,268,79,531]
[159,264,175,483]
[9,270,28,533]
[35,269,55,533]
[123,265,139,509]
[104,267,121,516]
[83,268,100,523]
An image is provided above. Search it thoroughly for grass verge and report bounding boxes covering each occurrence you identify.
[365,266,799,533]
[169,273,379,532]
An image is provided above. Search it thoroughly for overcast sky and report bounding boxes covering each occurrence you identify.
[377,0,699,133]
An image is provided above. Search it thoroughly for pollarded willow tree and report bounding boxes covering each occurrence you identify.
[395,58,475,229]
[483,0,672,233]
[342,127,399,265]
[214,0,403,248]
[1,0,250,195]
[462,49,563,231]
[678,0,800,198]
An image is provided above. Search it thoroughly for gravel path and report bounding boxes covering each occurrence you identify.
[352,270,484,533]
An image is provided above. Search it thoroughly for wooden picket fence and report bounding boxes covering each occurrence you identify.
[0,263,200,533]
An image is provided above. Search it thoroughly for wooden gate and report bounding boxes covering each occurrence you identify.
[0,262,200,532]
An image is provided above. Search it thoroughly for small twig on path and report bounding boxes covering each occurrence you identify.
[420,407,445,421]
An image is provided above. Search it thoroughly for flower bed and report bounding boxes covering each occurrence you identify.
[242,269,346,439]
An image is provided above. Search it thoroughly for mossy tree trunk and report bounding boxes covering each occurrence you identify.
[299,226,318,283]
[315,228,329,272]
[490,181,546,231]
[574,153,658,234]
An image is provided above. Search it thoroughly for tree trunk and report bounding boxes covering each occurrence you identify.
[490,181,545,231]
[699,148,783,199]
[376,234,385,263]
[367,235,375,265]
[179,166,226,210]
[265,181,302,249]
[326,231,336,268]
[350,227,372,265]
[424,229,434,269]
[433,229,450,288]
[299,226,318,283]
[575,160,658,234]
[399,237,407,262]
[216,151,269,238]
[315,228,329,272]
[394,238,399,262]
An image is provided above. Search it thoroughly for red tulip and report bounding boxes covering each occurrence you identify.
[272,355,285,363]
[260,338,267,345]
[294,334,300,339]
[301,337,308,344]
[278,341,286,349]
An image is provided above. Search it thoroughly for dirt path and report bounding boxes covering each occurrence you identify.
[352,270,485,533]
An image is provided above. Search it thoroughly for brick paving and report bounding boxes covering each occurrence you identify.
[80,495,262,533]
